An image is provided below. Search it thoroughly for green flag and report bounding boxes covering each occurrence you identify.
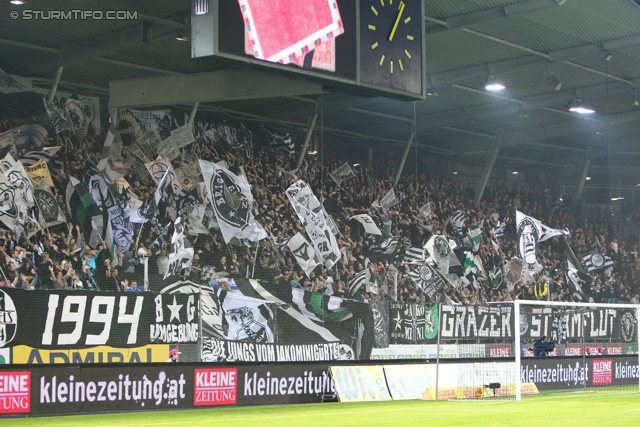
[424,304,438,340]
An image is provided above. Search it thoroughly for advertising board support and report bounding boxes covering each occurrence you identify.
[514,299,521,401]
[435,302,442,401]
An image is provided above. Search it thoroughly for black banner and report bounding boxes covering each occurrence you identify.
[521,355,639,391]
[0,289,199,349]
[439,305,513,341]
[201,337,355,363]
[389,301,427,344]
[519,307,637,343]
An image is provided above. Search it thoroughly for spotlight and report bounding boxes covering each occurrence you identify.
[585,176,591,181]
[484,77,505,91]
[452,171,458,175]
[547,73,562,91]
[512,171,519,175]
[175,34,190,41]
[634,89,639,107]
[353,163,360,167]
[194,0,209,15]
[568,100,595,114]
[10,0,25,4]
[611,197,624,201]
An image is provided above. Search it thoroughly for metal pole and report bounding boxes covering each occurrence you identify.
[474,142,500,206]
[188,102,200,126]
[198,281,203,362]
[435,302,442,401]
[393,131,415,186]
[514,299,522,401]
[575,148,591,200]
[297,100,320,168]
[143,256,149,292]
[637,307,640,393]
[393,271,398,301]
[48,66,64,103]
[251,240,260,278]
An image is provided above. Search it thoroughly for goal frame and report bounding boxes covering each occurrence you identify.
[514,299,640,401]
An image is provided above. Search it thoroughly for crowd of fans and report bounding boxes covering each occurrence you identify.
[0,118,639,307]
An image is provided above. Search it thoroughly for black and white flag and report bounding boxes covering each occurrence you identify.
[286,180,341,268]
[19,147,61,167]
[264,127,295,154]
[539,222,571,242]
[367,237,404,263]
[287,232,319,277]
[425,235,460,274]
[145,157,185,197]
[164,217,195,279]
[330,162,356,186]
[492,221,505,239]
[129,168,170,224]
[97,124,133,182]
[418,202,432,221]
[489,266,504,290]
[347,268,368,296]
[451,210,465,235]
[404,246,425,265]
[565,258,591,302]
[34,180,66,227]
[350,214,382,235]
[516,211,541,268]
[583,253,614,273]
[408,261,446,298]
[217,288,275,343]
[199,159,267,244]
[504,258,526,291]
[378,189,398,214]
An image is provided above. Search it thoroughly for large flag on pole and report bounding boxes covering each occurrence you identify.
[199,159,266,244]
[97,124,133,181]
[583,253,614,273]
[287,232,319,277]
[164,217,195,279]
[34,180,66,227]
[129,168,170,224]
[286,180,341,268]
[407,261,446,298]
[66,176,102,235]
[516,211,542,268]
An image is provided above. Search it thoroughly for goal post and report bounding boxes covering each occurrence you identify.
[514,299,640,401]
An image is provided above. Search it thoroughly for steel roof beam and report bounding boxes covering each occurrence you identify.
[424,0,564,35]
[263,94,375,120]
[109,70,324,108]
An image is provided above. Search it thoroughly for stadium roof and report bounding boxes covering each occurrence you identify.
[1,0,639,200]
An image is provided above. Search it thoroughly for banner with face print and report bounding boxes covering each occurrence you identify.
[516,211,542,268]
[2,153,35,207]
[286,180,341,269]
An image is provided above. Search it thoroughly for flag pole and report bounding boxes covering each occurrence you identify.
[252,239,260,279]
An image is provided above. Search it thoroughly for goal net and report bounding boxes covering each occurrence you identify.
[515,300,640,400]
[431,301,639,400]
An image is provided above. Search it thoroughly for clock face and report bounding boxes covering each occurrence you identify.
[359,0,423,95]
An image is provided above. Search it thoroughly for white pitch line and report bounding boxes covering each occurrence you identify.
[101,406,424,427]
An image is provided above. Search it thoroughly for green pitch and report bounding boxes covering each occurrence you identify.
[4,393,640,426]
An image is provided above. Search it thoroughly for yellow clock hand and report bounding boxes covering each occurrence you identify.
[389,1,405,42]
